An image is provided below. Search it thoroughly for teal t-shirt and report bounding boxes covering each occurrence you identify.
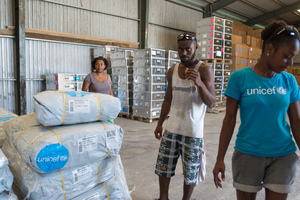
[225,67,300,157]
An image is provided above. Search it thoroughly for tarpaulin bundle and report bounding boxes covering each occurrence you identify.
[3,114,124,173]
[34,91,121,126]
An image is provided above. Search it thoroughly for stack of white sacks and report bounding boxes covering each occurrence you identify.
[2,91,132,200]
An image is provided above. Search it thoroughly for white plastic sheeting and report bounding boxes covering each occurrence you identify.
[72,176,123,200]
[2,141,117,200]
[0,149,13,194]
[3,114,124,173]
[34,91,121,126]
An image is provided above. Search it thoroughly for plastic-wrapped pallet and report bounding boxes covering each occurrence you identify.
[2,141,116,200]
[0,108,18,147]
[3,114,124,173]
[72,176,123,200]
[0,149,13,194]
[34,91,121,126]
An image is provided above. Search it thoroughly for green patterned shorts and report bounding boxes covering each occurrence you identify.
[155,130,203,185]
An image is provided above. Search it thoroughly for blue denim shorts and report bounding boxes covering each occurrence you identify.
[232,150,299,193]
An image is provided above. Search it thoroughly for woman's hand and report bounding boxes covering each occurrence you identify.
[212,160,226,188]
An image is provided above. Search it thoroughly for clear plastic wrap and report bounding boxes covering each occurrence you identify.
[2,141,117,200]
[72,176,123,200]
[114,155,133,200]
[0,149,13,194]
[34,91,121,126]
[3,114,124,173]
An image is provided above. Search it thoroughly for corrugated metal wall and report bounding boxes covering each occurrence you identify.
[24,39,93,114]
[148,0,203,50]
[0,0,206,114]
[0,0,14,30]
[26,0,139,42]
[0,37,15,112]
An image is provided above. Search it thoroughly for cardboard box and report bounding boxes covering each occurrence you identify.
[246,35,251,46]
[287,67,294,74]
[294,68,300,76]
[249,47,262,60]
[232,34,242,44]
[294,75,300,85]
[250,37,257,48]
[247,29,263,38]
[242,44,249,59]
[231,56,242,70]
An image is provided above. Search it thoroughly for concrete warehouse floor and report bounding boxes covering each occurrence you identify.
[115,110,300,200]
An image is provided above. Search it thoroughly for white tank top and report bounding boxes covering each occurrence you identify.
[164,61,207,138]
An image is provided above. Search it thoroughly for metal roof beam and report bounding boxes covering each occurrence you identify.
[204,0,237,17]
[245,2,300,26]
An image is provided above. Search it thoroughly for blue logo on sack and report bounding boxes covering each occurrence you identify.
[0,116,16,122]
[36,144,69,173]
[64,91,92,97]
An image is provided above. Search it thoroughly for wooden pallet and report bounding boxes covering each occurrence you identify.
[130,115,159,123]
[118,113,131,119]
[202,59,232,64]
[206,106,226,114]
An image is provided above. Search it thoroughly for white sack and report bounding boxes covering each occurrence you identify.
[0,108,18,148]
[3,114,123,173]
[34,91,121,126]
[0,149,13,194]
[2,141,116,200]
[0,192,18,200]
[72,176,123,200]
[114,155,133,200]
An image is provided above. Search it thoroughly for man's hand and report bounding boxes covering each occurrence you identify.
[185,68,202,86]
[212,160,226,188]
[154,125,163,140]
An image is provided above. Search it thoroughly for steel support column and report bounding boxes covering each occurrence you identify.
[15,0,26,115]
[139,0,149,49]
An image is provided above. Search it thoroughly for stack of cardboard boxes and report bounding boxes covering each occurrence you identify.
[287,67,300,86]
[231,21,262,72]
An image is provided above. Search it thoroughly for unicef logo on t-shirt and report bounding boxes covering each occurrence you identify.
[277,87,287,95]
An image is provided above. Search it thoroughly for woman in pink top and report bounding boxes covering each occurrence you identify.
[82,56,113,96]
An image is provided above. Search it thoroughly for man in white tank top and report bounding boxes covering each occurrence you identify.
[154,33,216,200]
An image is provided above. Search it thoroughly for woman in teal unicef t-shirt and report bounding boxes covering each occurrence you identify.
[213,20,300,200]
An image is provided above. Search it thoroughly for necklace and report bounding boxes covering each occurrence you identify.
[252,65,276,78]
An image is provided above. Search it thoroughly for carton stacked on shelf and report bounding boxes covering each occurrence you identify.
[196,16,224,60]
[74,74,87,91]
[46,73,77,91]
[166,50,180,70]
[132,48,166,120]
[223,19,233,60]
[110,49,134,116]
[196,16,233,107]
[231,20,262,71]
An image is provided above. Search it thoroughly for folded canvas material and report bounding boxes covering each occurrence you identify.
[2,141,116,200]
[34,91,121,126]
[3,114,124,173]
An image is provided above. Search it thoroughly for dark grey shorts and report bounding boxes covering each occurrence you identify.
[232,150,299,193]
